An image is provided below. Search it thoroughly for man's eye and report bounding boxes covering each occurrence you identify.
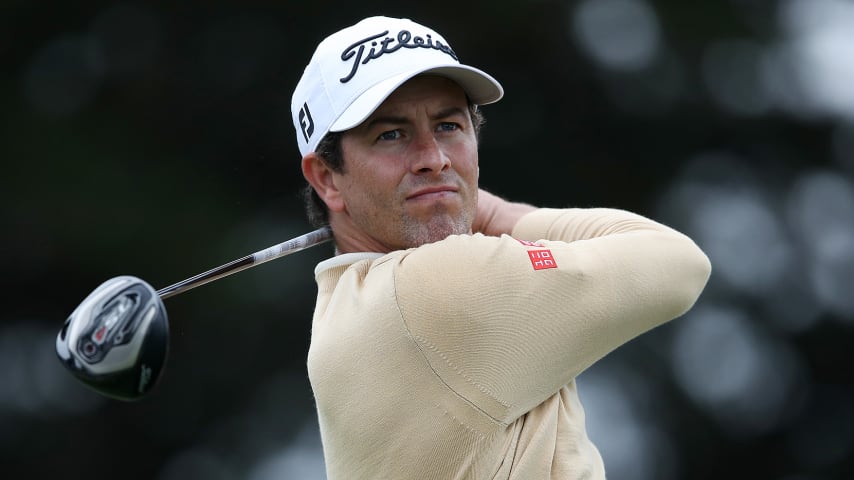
[438,122,459,132]
[378,130,401,141]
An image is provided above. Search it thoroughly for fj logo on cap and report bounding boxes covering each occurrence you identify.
[339,30,458,83]
[299,102,315,142]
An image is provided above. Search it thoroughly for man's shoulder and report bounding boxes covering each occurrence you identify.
[315,233,529,280]
[314,252,385,278]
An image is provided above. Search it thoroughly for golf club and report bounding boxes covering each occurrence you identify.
[56,226,333,401]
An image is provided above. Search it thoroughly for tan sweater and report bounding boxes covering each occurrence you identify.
[308,208,711,479]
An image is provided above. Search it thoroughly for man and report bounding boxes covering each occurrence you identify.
[291,16,711,479]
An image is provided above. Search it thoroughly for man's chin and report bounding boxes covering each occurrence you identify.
[402,214,472,246]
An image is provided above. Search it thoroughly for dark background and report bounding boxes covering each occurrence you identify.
[2,1,853,479]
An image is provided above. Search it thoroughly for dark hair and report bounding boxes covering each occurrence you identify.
[302,103,485,227]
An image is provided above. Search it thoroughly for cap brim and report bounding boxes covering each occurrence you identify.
[329,64,503,133]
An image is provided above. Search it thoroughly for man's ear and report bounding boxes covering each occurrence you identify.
[301,153,345,212]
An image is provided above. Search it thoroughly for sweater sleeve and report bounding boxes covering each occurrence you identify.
[391,208,711,424]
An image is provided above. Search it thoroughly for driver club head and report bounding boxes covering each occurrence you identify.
[56,275,169,401]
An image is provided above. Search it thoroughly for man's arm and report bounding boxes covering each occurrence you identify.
[397,196,711,423]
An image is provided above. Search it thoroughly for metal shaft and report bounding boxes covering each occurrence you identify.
[157,226,333,299]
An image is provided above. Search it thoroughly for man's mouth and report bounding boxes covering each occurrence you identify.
[406,186,458,201]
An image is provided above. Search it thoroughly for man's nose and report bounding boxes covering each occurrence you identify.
[409,134,450,174]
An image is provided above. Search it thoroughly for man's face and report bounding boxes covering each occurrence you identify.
[331,75,479,251]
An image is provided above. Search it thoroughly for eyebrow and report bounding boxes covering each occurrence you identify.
[364,106,468,130]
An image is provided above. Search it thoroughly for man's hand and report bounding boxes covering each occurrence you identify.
[472,189,536,237]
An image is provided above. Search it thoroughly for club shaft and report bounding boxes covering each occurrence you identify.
[157,226,333,299]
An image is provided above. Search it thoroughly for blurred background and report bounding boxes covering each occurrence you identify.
[2,0,853,478]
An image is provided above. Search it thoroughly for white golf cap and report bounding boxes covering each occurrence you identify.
[291,16,504,157]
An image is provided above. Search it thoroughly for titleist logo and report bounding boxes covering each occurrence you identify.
[339,30,458,83]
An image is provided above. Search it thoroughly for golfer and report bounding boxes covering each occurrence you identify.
[292,15,711,480]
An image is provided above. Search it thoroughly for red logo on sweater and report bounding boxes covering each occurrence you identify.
[528,249,557,270]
